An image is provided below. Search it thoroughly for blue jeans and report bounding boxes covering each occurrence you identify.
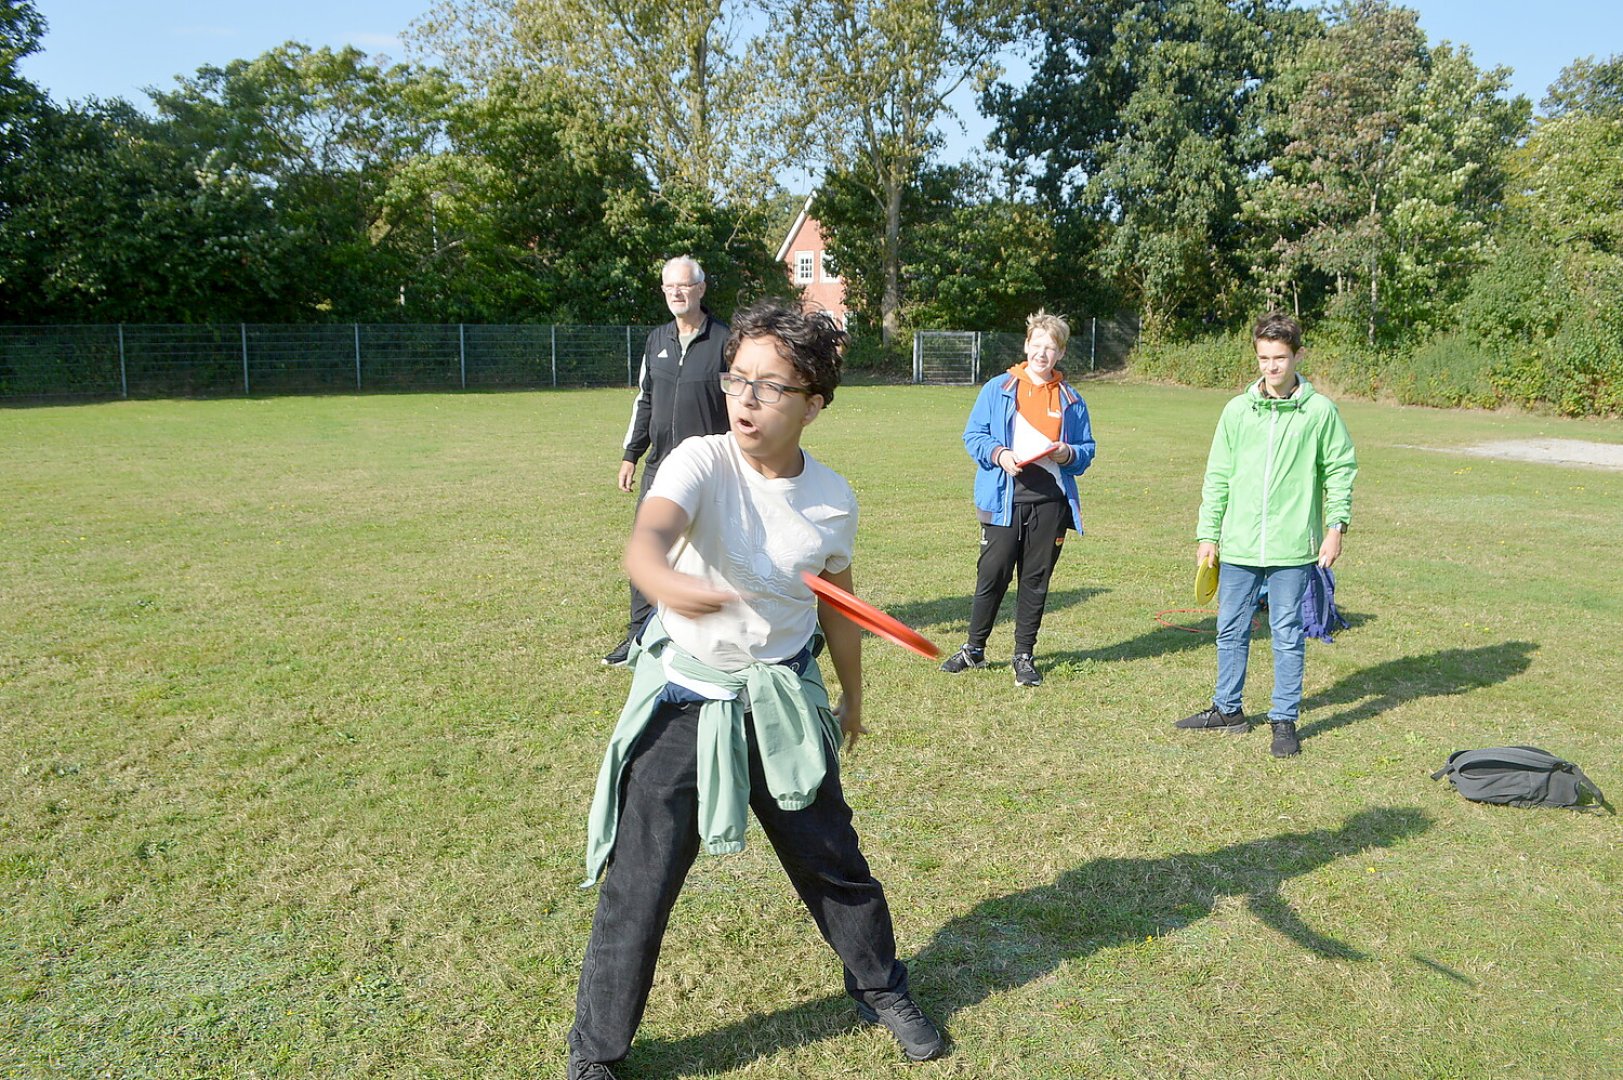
[1213,562,1311,724]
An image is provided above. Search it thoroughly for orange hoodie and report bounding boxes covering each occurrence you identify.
[1009,362,1066,443]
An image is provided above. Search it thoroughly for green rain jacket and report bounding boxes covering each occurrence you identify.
[581,615,838,887]
[1197,377,1357,566]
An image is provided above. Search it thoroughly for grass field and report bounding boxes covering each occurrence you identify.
[3,382,1620,1079]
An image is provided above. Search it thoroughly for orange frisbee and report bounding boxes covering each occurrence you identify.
[802,571,940,659]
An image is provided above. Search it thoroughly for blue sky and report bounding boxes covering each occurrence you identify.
[20,0,1621,159]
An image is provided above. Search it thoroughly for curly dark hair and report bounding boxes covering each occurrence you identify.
[1253,311,1303,353]
[723,298,848,406]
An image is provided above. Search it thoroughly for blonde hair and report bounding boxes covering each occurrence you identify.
[1025,309,1070,351]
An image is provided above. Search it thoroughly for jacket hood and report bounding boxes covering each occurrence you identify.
[1245,375,1317,410]
[1004,361,1069,388]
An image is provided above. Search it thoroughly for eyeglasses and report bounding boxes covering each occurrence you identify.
[661,281,701,295]
[719,372,811,405]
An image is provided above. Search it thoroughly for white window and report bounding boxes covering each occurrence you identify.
[795,251,814,283]
[820,252,839,283]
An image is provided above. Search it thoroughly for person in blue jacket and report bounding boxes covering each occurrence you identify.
[939,310,1096,687]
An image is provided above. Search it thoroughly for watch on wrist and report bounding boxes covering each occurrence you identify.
[1328,521,1348,534]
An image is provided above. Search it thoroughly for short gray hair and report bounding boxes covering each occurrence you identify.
[662,255,705,284]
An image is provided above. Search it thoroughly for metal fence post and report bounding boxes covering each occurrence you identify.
[911,333,921,383]
[354,324,362,389]
[626,325,633,385]
[1091,317,1097,371]
[459,323,467,389]
[550,324,558,388]
[117,324,128,399]
[241,323,250,395]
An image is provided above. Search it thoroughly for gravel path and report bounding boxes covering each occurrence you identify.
[1423,438,1623,471]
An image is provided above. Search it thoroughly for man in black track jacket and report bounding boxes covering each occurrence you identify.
[603,256,731,666]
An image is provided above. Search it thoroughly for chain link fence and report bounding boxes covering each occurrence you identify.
[0,323,660,401]
[2,314,1140,400]
[911,314,1140,385]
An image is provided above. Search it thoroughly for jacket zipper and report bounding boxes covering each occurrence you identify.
[1260,407,1278,563]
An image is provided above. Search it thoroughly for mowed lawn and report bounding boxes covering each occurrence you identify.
[2,383,1619,1079]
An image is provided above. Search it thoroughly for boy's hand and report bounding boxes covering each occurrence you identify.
[654,572,739,619]
[835,697,867,751]
[996,449,1022,476]
[626,496,738,616]
[1196,542,1219,567]
[1051,443,1073,466]
[1317,530,1343,569]
[617,460,637,492]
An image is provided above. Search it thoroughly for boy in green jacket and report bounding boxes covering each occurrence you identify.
[1176,313,1357,757]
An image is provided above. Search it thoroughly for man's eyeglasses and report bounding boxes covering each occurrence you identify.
[661,281,700,295]
[719,372,811,405]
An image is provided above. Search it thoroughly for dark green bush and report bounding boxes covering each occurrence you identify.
[1390,335,1500,409]
[1130,333,1256,388]
[1490,318,1623,416]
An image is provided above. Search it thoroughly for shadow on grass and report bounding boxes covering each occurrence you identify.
[1409,953,1477,987]
[1040,608,1378,668]
[888,586,1109,634]
[1298,641,1538,740]
[636,806,1431,1077]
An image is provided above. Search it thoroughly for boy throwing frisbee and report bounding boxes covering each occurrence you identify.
[567,299,943,1079]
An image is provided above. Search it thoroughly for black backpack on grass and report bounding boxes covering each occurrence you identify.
[1431,746,1610,811]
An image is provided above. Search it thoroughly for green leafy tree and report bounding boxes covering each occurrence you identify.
[905,199,1055,331]
[814,160,1056,338]
[986,0,1316,340]
[1541,54,1623,119]
[384,70,789,323]
[0,0,45,151]
[413,0,792,207]
[774,0,1013,344]
[0,98,298,321]
[1244,0,1525,345]
[0,0,49,303]
[1459,55,1623,414]
[150,43,455,319]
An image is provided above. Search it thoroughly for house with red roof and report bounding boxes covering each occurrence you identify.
[775,194,849,329]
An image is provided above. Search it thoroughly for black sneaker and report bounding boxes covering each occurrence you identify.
[856,990,946,1062]
[1011,653,1041,687]
[600,637,631,667]
[939,644,987,673]
[1174,706,1248,733]
[566,1048,618,1079]
[1270,720,1301,757]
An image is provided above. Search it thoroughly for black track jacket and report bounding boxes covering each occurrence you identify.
[620,313,731,478]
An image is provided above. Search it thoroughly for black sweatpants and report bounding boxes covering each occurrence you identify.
[569,698,907,1065]
[965,499,1069,656]
[626,464,661,639]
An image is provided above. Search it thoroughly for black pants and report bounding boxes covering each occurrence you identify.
[569,699,907,1065]
[965,499,1069,655]
[626,465,660,638]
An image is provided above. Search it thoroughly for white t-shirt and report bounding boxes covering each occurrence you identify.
[647,433,858,672]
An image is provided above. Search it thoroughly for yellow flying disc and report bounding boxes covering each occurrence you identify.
[1194,561,1219,606]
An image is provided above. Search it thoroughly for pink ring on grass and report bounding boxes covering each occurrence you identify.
[1154,609,1262,634]
[1155,608,1216,633]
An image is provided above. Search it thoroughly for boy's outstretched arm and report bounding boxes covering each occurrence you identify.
[815,566,866,750]
[624,496,739,619]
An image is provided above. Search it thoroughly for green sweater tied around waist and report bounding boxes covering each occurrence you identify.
[581,615,838,887]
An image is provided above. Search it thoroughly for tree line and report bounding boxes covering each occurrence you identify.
[1,0,1619,412]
